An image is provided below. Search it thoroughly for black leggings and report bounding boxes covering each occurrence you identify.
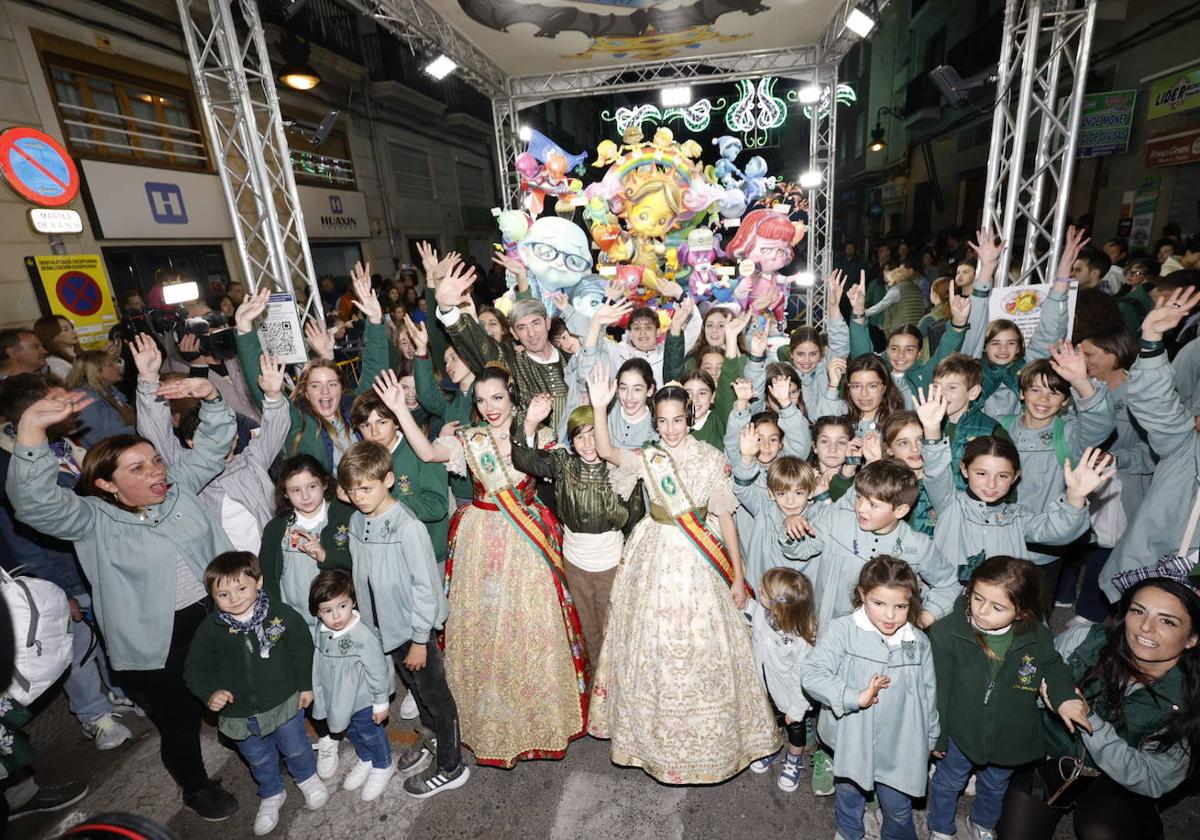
[113,602,210,797]
[997,760,1163,840]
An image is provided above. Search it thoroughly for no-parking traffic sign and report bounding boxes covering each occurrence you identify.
[0,127,80,207]
[28,255,119,348]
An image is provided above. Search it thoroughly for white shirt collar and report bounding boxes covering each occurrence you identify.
[852,605,916,647]
[320,610,361,639]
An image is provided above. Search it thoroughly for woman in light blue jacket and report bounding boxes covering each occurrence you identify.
[5,378,239,821]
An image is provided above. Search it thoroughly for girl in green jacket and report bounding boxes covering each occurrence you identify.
[233,262,390,472]
[927,556,1085,840]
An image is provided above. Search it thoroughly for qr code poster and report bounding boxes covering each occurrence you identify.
[987,281,1077,350]
[258,293,308,365]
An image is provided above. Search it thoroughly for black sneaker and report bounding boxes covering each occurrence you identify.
[8,781,88,819]
[397,736,435,772]
[403,762,470,799]
[183,781,238,821]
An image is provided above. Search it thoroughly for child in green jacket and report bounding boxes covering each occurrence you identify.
[184,552,326,835]
[927,556,1086,840]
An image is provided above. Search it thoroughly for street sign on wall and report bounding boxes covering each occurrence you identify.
[0,127,80,207]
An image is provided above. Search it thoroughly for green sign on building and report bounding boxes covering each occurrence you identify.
[1078,89,1137,157]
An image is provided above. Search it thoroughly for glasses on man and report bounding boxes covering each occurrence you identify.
[529,242,591,273]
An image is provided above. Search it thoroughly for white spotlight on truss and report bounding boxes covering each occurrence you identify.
[797,84,822,104]
[794,272,816,288]
[660,86,692,108]
[846,6,876,38]
[423,54,457,80]
[518,126,533,142]
[799,170,823,188]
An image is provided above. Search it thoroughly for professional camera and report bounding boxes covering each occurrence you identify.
[108,308,237,360]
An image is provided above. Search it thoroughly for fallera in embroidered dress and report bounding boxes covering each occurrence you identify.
[440,426,588,768]
[588,436,781,784]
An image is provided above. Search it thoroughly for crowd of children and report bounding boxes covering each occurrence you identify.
[2,231,1199,840]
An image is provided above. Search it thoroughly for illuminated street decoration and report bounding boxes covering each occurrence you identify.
[801,83,857,120]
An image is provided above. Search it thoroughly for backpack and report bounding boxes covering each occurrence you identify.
[1,567,72,706]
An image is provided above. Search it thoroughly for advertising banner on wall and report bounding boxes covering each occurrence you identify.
[1147,64,1200,120]
[1146,127,1200,168]
[1077,90,1137,157]
[1129,175,1161,251]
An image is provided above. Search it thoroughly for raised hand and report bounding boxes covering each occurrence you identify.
[1048,340,1089,388]
[404,315,429,356]
[551,291,570,312]
[749,329,768,359]
[914,385,948,438]
[968,226,1004,267]
[178,333,201,356]
[726,310,753,338]
[349,261,382,324]
[668,296,696,335]
[1141,285,1200,340]
[739,423,760,460]
[857,674,891,709]
[492,253,528,289]
[257,354,286,401]
[827,355,847,387]
[862,431,883,464]
[827,269,847,319]
[435,263,477,310]
[15,391,95,440]
[372,369,409,417]
[657,277,684,300]
[768,374,794,408]
[1064,447,1115,506]
[234,287,271,334]
[586,361,618,409]
[416,241,440,277]
[948,279,971,327]
[595,297,634,328]
[304,318,335,361]
[525,393,553,429]
[847,270,867,316]
[130,333,162,381]
[732,377,754,408]
[1054,225,1091,280]
[156,377,216,402]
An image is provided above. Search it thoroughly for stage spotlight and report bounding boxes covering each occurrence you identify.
[846,5,876,38]
[660,86,692,108]
[424,54,457,80]
[278,33,320,90]
[797,84,822,104]
[793,272,816,288]
[799,170,823,188]
[518,126,533,142]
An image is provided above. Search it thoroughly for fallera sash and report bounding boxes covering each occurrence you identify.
[641,445,752,596]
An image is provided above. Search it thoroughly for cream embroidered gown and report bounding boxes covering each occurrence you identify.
[588,437,781,784]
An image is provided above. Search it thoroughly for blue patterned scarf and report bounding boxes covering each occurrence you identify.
[218,590,282,659]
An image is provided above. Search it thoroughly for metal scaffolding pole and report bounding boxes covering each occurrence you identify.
[175,0,322,323]
[491,98,523,211]
[804,62,838,326]
[982,0,1097,287]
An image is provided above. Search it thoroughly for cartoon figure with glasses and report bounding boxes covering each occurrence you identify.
[507,216,595,317]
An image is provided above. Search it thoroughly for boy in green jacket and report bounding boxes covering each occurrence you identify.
[184,552,327,835]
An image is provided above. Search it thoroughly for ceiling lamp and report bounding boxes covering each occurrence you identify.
[846,4,877,38]
[278,34,320,91]
[660,86,692,108]
[423,54,457,80]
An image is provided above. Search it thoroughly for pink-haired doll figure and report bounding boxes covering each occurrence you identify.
[727,208,805,332]
[677,227,733,308]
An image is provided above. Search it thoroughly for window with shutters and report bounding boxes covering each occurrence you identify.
[390,144,435,200]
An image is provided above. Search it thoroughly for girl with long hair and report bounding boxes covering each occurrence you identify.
[66,349,135,448]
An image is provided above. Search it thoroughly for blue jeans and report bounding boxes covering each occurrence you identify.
[345,706,392,769]
[65,594,124,724]
[236,710,317,798]
[927,738,1013,834]
[834,779,917,840]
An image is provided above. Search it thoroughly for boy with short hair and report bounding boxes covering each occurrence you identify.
[184,551,327,835]
[929,353,1006,489]
[336,442,469,799]
[731,443,820,588]
[788,460,959,633]
[349,390,450,568]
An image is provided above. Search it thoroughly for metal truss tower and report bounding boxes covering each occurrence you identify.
[175,0,323,322]
[982,0,1098,287]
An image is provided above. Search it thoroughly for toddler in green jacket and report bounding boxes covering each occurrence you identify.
[184,552,327,835]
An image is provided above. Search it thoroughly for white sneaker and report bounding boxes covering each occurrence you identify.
[964,773,977,796]
[315,735,340,779]
[296,774,329,810]
[342,758,372,791]
[361,763,396,802]
[1067,614,1096,628]
[82,713,131,751]
[928,832,956,840]
[967,818,996,840]
[399,692,419,720]
[253,791,286,835]
[107,691,146,717]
